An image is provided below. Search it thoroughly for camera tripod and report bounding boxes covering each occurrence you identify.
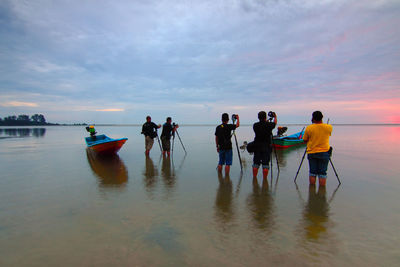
[172,124,187,155]
[294,147,341,185]
[231,115,243,171]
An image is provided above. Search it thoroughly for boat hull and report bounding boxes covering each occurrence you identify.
[272,139,305,149]
[272,130,305,149]
[85,134,128,155]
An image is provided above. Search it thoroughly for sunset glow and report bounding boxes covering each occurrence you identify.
[0,0,399,124]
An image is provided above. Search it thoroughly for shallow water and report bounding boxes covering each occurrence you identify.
[0,125,399,266]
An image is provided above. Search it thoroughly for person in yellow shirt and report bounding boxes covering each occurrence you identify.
[302,111,332,186]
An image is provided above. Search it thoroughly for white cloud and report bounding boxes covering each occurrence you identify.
[1,101,38,107]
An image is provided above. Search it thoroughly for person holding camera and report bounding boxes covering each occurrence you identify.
[141,116,161,156]
[215,113,240,175]
[252,111,277,180]
[160,117,178,157]
[302,111,332,186]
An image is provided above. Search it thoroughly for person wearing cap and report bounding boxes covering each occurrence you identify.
[141,116,161,156]
[302,111,333,186]
[215,113,240,175]
[252,111,277,180]
[160,117,178,157]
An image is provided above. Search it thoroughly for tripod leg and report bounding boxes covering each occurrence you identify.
[176,130,187,154]
[233,132,243,171]
[273,145,280,172]
[329,159,341,185]
[294,148,307,182]
[157,135,162,152]
[172,134,175,155]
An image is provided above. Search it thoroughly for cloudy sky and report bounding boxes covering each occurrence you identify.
[0,0,399,124]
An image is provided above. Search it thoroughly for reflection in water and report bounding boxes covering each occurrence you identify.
[274,144,306,168]
[300,185,330,241]
[86,149,128,188]
[214,173,235,224]
[246,178,275,231]
[161,156,176,197]
[0,128,46,138]
[143,155,159,197]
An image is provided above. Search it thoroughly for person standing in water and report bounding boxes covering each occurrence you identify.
[302,111,332,186]
[160,117,178,157]
[252,111,277,180]
[141,116,161,156]
[215,113,240,175]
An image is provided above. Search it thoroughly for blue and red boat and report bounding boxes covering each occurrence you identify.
[85,134,128,154]
[272,129,305,149]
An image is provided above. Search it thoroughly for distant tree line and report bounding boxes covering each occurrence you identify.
[0,114,53,126]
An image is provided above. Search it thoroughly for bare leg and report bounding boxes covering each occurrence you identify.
[309,176,316,185]
[319,177,326,186]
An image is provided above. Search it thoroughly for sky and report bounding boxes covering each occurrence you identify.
[0,0,399,124]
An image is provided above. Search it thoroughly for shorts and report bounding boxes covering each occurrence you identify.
[253,147,270,169]
[161,136,171,152]
[218,149,233,166]
[308,151,330,178]
[145,136,154,150]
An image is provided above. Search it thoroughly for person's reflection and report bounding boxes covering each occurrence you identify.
[214,172,235,228]
[246,177,275,231]
[301,185,330,241]
[86,149,128,188]
[143,155,159,197]
[161,155,176,197]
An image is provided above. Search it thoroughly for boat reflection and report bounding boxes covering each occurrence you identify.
[0,128,46,138]
[214,173,235,229]
[246,178,275,231]
[86,149,128,188]
[273,143,306,168]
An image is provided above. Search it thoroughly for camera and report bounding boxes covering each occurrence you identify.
[268,111,276,118]
[231,114,238,121]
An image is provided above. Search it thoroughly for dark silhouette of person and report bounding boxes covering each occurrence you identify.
[143,155,159,198]
[214,172,235,228]
[246,177,275,231]
[161,155,176,198]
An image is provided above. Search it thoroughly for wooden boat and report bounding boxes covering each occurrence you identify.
[272,130,305,149]
[85,134,127,154]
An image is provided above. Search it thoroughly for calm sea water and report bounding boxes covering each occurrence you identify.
[0,125,399,266]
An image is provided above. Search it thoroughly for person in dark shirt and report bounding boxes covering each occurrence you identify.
[160,117,178,157]
[252,111,277,179]
[215,113,240,175]
[141,116,161,156]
